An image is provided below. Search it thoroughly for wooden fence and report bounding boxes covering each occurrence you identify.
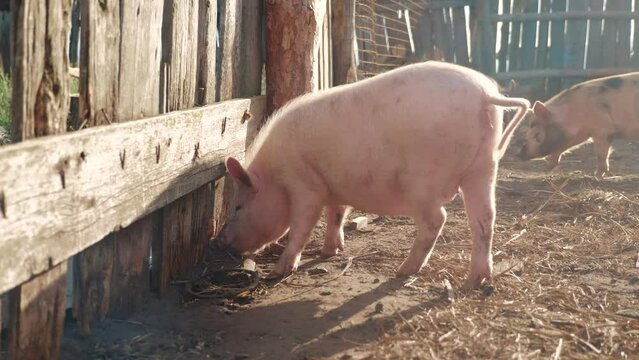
[0,0,267,358]
[355,0,639,100]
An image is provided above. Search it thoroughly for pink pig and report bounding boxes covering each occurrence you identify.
[215,61,529,289]
[518,72,639,177]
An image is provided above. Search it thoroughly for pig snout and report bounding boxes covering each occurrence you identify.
[211,224,234,251]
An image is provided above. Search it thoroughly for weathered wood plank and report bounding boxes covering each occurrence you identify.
[507,1,523,72]
[563,0,587,88]
[239,0,263,98]
[492,67,639,80]
[105,0,165,321]
[7,0,70,359]
[196,0,218,105]
[0,96,265,295]
[217,0,241,102]
[492,10,639,22]
[78,0,119,127]
[520,0,538,71]
[586,0,603,69]
[73,238,114,337]
[8,262,67,360]
[156,0,200,295]
[536,0,551,69]
[497,0,510,73]
[11,0,70,141]
[547,0,566,95]
[332,0,357,85]
[451,5,468,65]
[615,0,632,67]
[109,216,156,317]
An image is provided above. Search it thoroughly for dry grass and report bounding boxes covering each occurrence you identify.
[360,175,639,359]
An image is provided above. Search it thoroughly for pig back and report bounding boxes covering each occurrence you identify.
[253,62,502,213]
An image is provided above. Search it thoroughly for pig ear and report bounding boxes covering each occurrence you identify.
[532,101,552,122]
[226,157,253,188]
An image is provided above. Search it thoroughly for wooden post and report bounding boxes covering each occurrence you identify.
[332,0,356,86]
[7,0,71,358]
[154,0,200,294]
[265,0,327,114]
[75,0,164,334]
[74,0,120,336]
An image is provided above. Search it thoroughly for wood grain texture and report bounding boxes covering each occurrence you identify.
[217,0,241,101]
[7,1,70,359]
[238,0,263,97]
[11,0,70,140]
[102,0,165,322]
[78,0,119,127]
[196,0,218,105]
[8,262,67,360]
[265,0,325,113]
[156,0,200,295]
[0,96,265,295]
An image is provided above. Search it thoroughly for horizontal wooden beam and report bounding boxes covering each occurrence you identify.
[493,68,639,81]
[0,96,265,295]
[492,11,639,23]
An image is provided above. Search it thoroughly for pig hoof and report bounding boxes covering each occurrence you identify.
[462,273,492,290]
[320,246,340,258]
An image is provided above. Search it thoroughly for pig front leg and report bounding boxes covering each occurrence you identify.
[321,205,351,258]
[397,206,446,276]
[545,152,562,171]
[267,198,323,279]
[460,167,496,290]
[593,136,612,177]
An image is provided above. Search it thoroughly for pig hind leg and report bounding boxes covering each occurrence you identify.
[321,205,351,257]
[460,166,497,289]
[593,136,612,177]
[267,197,323,279]
[397,206,446,276]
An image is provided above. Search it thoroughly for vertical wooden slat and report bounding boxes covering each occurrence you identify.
[452,5,469,65]
[192,0,218,267]
[563,0,587,88]
[196,0,218,106]
[480,0,497,74]
[586,0,604,69]
[601,0,620,68]
[432,8,449,61]
[332,0,357,85]
[615,0,632,67]
[508,1,523,71]
[217,0,241,102]
[520,0,538,71]
[8,0,71,357]
[113,0,164,312]
[8,263,67,360]
[239,0,263,97]
[536,0,551,69]
[75,0,119,336]
[547,0,566,95]
[154,0,200,295]
[74,238,114,336]
[497,0,511,73]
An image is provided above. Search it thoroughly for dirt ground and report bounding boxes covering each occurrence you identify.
[60,140,639,360]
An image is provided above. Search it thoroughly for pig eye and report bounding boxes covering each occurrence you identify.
[235,205,243,211]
